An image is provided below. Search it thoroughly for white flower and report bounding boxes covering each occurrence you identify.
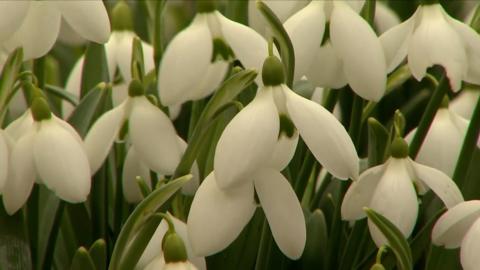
[213,57,359,190]
[432,200,480,270]
[84,83,182,175]
[187,168,306,260]
[158,5,269,107]
[341,138,464,246]
[406,107,479,177]
[285,0,387,101]
[136,214,205,270]
[380,3,480,91]
[0,0,110,60]
[0,130,13,193]
[2,99,91,215]
[450,89,480,119]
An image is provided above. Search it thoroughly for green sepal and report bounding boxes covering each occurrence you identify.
[163,232,188,263]
[262,56,285,86]
[31,97,52,121]
[111,0,134,31]
[390,137,409,159]
[128,79,145,97]
[197,0,216,13]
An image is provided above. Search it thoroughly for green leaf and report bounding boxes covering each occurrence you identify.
[67,82,111,137]
[0,202,32,270]
[470,3,480,33]
[44,84,79,106]
[365,208,413,270]
[118,214,163,270]
[256,1,295,87]
[109,175,192,270]
[367,118,390,167]
[81,43,109,97]
[70,247,95,270]
[0,48,23,122]
[386,64,411,93]
[89,239,107,270]
[301,209,328,269]
[131,37,145,81]
[173,69,257,178]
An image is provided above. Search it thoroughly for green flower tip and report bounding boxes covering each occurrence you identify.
[197,0,216,13]
[390,137,409,158]
[440,95,450,108]
[163,232,188,263]
[31,97,52,121]
[128,79,144,97]
[370,263,386,270]
[112,0,134,31]
[262,56,285,86]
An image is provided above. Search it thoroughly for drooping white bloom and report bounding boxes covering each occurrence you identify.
[2,98,91,215]
[342,138,464,246]
[137,214,206,270]
[450,89,480,119]
[0,0,110,60]
[284,0,387,101]
[84,82,183,175]
[0,130,12,193]
[158,5,269,107]
[406,107,479,177]
[432,200,480,270]
[188,168,306,260]
[380,3,480,91]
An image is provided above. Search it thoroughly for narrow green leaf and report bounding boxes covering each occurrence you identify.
[301,209,328,269]
[152,0,166,72]
[367,118,390,166]
[0,48,23,122]
[360,0,376,26]
[109,175,191,270]
[44,84,79,106]
[89,239,107,270]
[365,208,413,270]
[70,247,95,270]
[81,43,109,97]
[118,214,163,270]
[470,3,480,33]
[67,83,111,137]
[256,1,295,87]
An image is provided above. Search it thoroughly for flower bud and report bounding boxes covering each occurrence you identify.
[390,136,409,158]
[111,0,134,31]
[31,97,52,121]
[128,79,144,97]
[262,56,285,86]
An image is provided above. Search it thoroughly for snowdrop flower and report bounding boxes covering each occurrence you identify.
[0,130,12,193]
[2,97,91,215]
[450,89,480,119]
[214,55,359,190]
[158,1,269,107]
[137,213,205,270]
[342,137,464,246]
[380,2,480,91]
[84,81,182,175]
[63,1,155,117]
[285,0,387,101]
[406,100,479,177]
[432,200,480,270]
[0,0,110,60]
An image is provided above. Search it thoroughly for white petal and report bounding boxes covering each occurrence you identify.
[5,110,34,141]
[217,11,269,85]
[122,146,151,203]
[368,158,418,246]
[0,131,9,192]
[446,16,480,86]
[411,160,463,208]
[284,88,359,180]
[185,60,228,102]
[63,57,84,118]
[254,168,306,259]
[374,2,401,35]
[284,1,325,81]
[112,83,129,107]
[187,172,256,256]
[330,2,387,101]
[306,42,348,89]
[55,0,110,43]
[379,10,416,72]
[84,102,127,174]
[460,218,480,270]
[58,18,87,46]
[0,1,30,42]
[408,5,466,91]
[158,14,213,106]
[34,120,91,202]
[4,1,61,60]
[450,90,480,119]
[406,109,466,177]
[129,97,182,175]
[267,132,299,171]
[214,89,279,189]
[143,256,165,270]
[341,164,384,220]
[432,200,480,248]
[2,132,36,215]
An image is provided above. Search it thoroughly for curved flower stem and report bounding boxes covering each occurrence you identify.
[41,201,65,270]
[453,94,480,188]
[408,67,449,159]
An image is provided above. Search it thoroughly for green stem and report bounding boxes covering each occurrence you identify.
[408,68,449,159]
[453,95,480,188]
[309,173,332,210]
[41,201,65,270]
[349,94,364,149]
[255,216,273,270]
